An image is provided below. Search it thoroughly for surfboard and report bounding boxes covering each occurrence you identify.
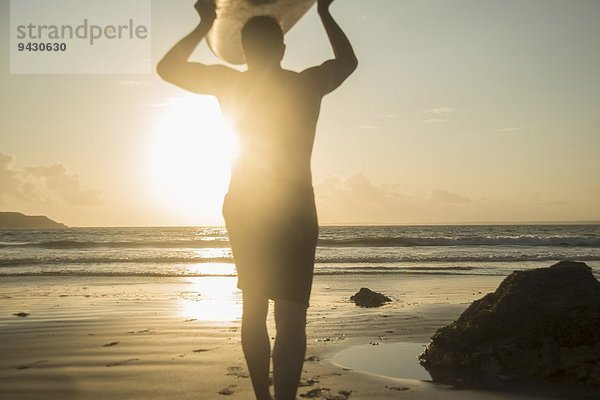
[207,0,317,65]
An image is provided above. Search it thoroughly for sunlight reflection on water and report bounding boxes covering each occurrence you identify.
[332,342,432,381]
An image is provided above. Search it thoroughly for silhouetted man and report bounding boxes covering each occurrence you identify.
[158,1,356,398]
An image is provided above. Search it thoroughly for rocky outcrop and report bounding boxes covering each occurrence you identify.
[350,288,391,307]
[418,261,600,388]
[0,212,67,228]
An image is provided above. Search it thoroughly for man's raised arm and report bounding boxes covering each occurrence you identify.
[302,0,358,96]
[157,0,238,96]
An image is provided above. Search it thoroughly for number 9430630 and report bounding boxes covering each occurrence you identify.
[18,42,67,52]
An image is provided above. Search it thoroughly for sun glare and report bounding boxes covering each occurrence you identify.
[146,95,239,221]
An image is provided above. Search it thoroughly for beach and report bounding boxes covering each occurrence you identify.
[1,272,563,400]
[2,225,598,399]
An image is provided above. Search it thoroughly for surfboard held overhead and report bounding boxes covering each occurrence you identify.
[207,0,316,65]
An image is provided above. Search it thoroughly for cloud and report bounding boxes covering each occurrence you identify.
[423,118,448,124]
[429,189,471,204]
[314,173,416,223]
[0,152,102,206]
[358,125,382,130]
[0,153,21,199]
[313,173,582,224]
[422,107,458,123]
[497,126,527,132]
[317,173,407,205]
[425,107,455,115]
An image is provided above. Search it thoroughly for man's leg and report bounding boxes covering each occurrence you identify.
[272,299,308,400]
[242,290,272,400]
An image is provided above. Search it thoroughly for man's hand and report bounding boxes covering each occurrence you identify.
[318,0,335,13]
[195,0,217,26]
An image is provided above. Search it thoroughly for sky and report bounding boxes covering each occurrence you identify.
[1,0,599,227]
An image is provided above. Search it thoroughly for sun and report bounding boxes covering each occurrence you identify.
[145,95,239,223]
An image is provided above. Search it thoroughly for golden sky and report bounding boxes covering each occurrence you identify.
[1,0,599,226]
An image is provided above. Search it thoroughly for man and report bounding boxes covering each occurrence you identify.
[157,1,357,398]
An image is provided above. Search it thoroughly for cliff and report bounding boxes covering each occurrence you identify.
[0,212,67,228]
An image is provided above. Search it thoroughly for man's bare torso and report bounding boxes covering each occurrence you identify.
[218,69,323,194]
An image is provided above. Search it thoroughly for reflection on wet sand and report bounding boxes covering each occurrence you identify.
[178,276,242,322]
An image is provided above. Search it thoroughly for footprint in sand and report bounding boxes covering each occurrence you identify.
[16,360,49,370]
[218,384,237,396]
[304,355,321,362]
[106,358,140,367]
[192,348,217,353]
[299,377,320,387]
[13,312,29,317]
[299,388,321,398]
[385,385,410,391]
[300,388,352,400]
[126,329,153,334]
[326,390,352,400]
[226,366,249,378]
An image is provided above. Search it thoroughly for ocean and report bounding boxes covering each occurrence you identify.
[0,225,599,278]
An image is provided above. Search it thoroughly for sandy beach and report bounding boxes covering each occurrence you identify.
[0,272,567,400]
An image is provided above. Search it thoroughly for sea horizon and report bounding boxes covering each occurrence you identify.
[14,220,600,229]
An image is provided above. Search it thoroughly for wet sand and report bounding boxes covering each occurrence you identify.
[0,273,554,399]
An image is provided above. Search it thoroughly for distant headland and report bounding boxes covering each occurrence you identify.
[0,212,67,228]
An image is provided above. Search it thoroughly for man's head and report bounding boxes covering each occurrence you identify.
[241,15,285,68]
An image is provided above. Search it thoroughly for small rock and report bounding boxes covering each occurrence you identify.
[350,288,391,308]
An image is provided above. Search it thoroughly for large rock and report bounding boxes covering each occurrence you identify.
[419,261,600,388]
[350,287,391,307]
